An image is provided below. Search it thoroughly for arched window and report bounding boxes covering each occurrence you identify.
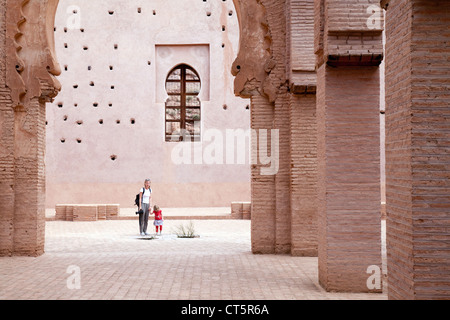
[165,64,201,141]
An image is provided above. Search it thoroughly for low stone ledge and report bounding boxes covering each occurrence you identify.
[53,204,120,221]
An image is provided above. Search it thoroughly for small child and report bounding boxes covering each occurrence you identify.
[151,205,163,235]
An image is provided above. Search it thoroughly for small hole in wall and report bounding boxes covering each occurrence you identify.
[54,27,56,32]
[228,10,233,16]
[110,155,117,161]
[83,46,88,50]
[153,10,156,15]
[64,27,67,33]
[138,7,141,13]
[64,65,68,71]
[76,120,83,125]
[63,115,68,121]
[236,65,241,70]
[64,43,68,48]
[223,104,228,110]
[111,85,115,90]
[99,119,104,124]
[206,12,211,17]
[60,138,66,143]
[114,44,118,50]
[109,65,114,71]
[148,61,151,66]
[116,119,121,124]
[76,139,82,144]
[89,81,95,86]
[222,25,226,31]
[222,43,225,48]
[73,9,78,14]
[57,103,63,108]
[130,118,135,124]
[73,84,78,89]
[245,104,250,110]
[74,103,78,107]
[108,103,113,107]
[88,66,91,71]
[80,28,85,33]
[46,121,48,125]
[108,10,114,15]
[93,102,98,107]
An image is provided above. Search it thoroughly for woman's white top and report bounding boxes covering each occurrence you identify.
[141,188,152,204]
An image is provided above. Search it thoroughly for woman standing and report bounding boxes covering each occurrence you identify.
[138,179,152,236]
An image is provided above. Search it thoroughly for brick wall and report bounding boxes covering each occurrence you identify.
[385,0,450,300]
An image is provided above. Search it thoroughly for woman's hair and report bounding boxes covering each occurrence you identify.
[144,178,151,183]
[153,204,160,211]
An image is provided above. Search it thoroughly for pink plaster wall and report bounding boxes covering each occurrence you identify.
[45,0,250,208]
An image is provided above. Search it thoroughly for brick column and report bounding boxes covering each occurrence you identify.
[0,0,60,256]
[289,94,317,256]
[0,0,15,255]
[315,0,383,292]
[383,0,450,300]
[287,0,318,257]
[250,95,276,254]
[12,99,46,255]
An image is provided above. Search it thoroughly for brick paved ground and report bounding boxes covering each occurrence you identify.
[0,215,387,300]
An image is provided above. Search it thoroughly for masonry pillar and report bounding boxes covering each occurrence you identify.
[288,0,318,256]
[315,0,383,292]
[0,0,15,256]
[250,94,277,254]
[0,0,60,256]
[382,0,450,299]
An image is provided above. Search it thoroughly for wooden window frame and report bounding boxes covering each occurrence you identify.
[165,64,201,142]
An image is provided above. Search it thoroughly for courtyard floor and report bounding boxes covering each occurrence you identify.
[0,208,387,300]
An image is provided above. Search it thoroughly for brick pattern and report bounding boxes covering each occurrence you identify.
[289,94,318,256]
[12,98,47,256]
[250,94,276,254]
[326,0,383,32]
[317,65,382,292]
[55,204,120,221]
[0,0,15,256]
[274,90,291,254]
[315,0,383,292]
[289,0,316,72]
[385,0,450,300]
[323,0,384,67]
[230,201,251,219]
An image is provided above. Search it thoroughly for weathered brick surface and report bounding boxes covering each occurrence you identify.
[73,205,98,222]
[250,94,276,254]
[0,0,14,256]
[317,65,382,292]
[289,94,317,256]
[384,0,450,300]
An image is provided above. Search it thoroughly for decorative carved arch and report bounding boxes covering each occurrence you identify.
[6,0,61,108]
[231,0,278,103]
